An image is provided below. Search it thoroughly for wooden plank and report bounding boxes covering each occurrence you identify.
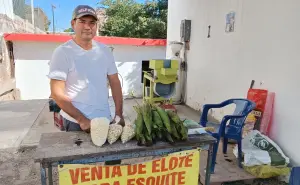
[34,131,216,164]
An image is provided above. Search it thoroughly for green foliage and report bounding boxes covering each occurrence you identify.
[98,0,168,39]
[63,28,73,32]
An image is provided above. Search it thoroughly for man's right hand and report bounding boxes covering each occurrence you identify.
[79,117,91,132]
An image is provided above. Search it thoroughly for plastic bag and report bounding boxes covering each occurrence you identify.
[183,119,200,128]
[243,165,290,179]
[107,123,123,144]
[233,130,290,167]
[121,123,136,143]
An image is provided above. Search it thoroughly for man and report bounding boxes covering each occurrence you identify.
[48,5,124,133]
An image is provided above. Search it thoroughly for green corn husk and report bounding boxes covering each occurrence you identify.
[167,110,188,140]
[152,110,164,129]
[142,102,153,134]
[170,119,180,140]
[133,106,144,141]
[155,106,172,133]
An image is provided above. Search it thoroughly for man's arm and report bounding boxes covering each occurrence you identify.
[50,79,90,130]
[108,74,123,119]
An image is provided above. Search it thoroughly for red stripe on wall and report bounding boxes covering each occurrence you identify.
[3,33,167,46]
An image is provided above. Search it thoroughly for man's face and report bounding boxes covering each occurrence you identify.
[71,15,97,41]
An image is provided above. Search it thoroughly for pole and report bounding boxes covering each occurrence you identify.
[51,4,56,34]
[31,0,35,33]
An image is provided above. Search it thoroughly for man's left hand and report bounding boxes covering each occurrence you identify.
[111,115,125,126]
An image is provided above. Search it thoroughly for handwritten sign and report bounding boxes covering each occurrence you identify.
[58,149,200,185]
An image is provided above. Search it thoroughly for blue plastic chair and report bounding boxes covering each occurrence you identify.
[199,98,256,173]
[289,167,300,185]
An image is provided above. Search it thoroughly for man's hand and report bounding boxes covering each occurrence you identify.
[78,116,91,131]
[111,115,125,126]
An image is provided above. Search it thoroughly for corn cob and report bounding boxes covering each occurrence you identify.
[133,106,144,141]
[121,123,136,143]
[167,110,188,140]
[152,110,164,130]
[151,132,157,144]
[163,130,174,144]
[144,129,153,146]
[156,130,163,140]
[167,110,181,124]
[170,119,180,139]
[137,134,146,146]
[142,103,152,134]
[155,106,172,133]
[107,123,123,144]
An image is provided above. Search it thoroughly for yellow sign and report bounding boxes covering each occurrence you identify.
[58,149,200,185]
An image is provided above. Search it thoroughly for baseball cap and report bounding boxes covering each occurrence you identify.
[72,5,98,20]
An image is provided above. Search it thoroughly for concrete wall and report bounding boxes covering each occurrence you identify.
[13,41,166,100]
[167,0,300,165]
[0,0,14,19]
[0,0,45,34]
[0,35,16,97]
[0,13,46,34]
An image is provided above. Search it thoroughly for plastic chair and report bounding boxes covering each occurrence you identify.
[199,98,256,173]
[289,167,300,185]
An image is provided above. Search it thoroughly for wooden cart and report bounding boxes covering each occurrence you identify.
[34,131,216,185]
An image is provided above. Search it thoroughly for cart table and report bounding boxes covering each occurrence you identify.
[34,131,216,185]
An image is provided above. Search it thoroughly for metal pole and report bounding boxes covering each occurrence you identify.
[31,0,35,33]
[51,4,56,34]
[205,143,213,185]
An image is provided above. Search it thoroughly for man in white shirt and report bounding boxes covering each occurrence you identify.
[48,5,123,132]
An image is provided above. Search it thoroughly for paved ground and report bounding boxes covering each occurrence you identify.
[0,148,41,185]
[0,99,49,185]
[0,99,48,150]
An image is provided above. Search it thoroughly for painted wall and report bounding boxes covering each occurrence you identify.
[13,41,166,100]
[167,0,300,165]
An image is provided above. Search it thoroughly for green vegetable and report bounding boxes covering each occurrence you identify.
[152,110,164,129]
[133,106,144,141]
[167,110,188,140]
[137,134,146,146]
[155,106,172,133]
[170,120,180,139]
[142,103,153,134]
[144,130,153,146]
[167,110,181,124]
[164,131,174,144]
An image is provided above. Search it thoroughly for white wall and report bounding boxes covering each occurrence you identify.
[167,0,300,165]
[13,41,166,100]
[0,0,14,19]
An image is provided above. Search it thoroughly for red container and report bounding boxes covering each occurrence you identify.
[247,89,268,131]
[54,112,64,131]
[247,89,268,112]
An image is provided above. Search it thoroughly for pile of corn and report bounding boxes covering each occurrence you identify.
[133,102,188,146]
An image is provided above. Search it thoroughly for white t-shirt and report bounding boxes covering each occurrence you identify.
[47,39,118,123]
